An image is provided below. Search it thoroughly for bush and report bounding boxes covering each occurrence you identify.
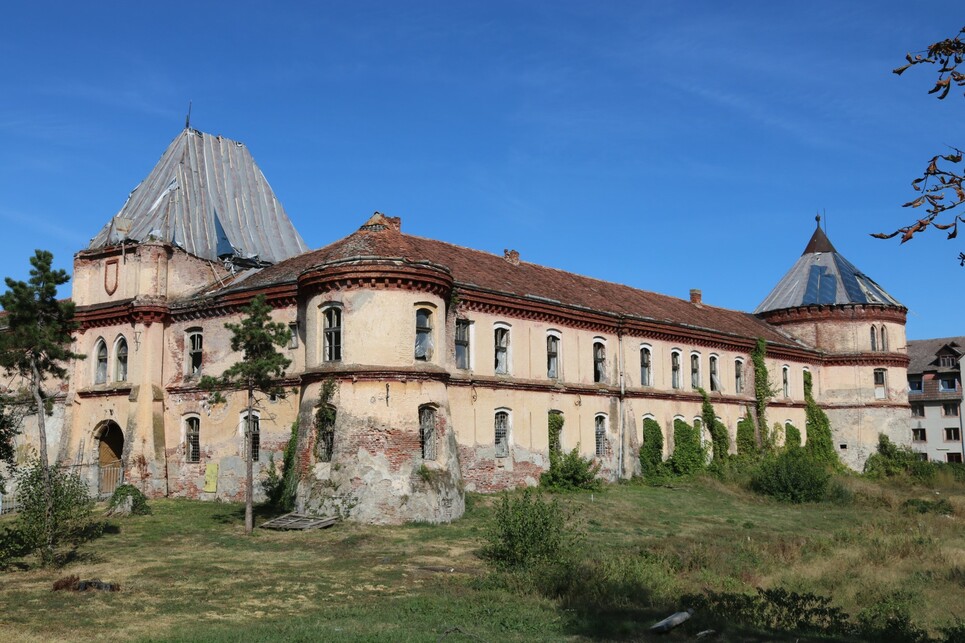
[784,423,802,450]
[263,421,299,510]
[669,419,705,476]
[699,389,729,463]
[107,484,151,515]
[736,415,757,457]
[14,461,100,566]
[854,590,929,643]
[540,448,602,492]
[482,489,577,570]
[803,371,838,467]
[864,434,941,484]
[750,449,831,503]
[639,417,663,475]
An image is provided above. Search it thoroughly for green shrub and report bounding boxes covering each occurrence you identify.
[639,417,664,475]
[107,483,151,515]
[547,411,563,455]
[854,590,929,643]
[687,587,850,637]
[482,489,577,570]
[540,448,602,492]
[863,434,942,484]
[902,498,954,515]
[784,423,801,450]
[803,371,838,467]
[263,421,299,511]
[14,461,101,566]
[736,415,757,457]
[669,419,705,476]
[699,389,729,463]
[750,449,831,503]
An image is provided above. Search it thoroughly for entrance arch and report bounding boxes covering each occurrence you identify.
[94,421,124,496]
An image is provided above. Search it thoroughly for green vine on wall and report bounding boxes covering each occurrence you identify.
[669,418,706,476]
[802,371,839,467]
[699,388,729,463]
[639,417,664,475]
[751,338,774,451]
[314,378,339,461]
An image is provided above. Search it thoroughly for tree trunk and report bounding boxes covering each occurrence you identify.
[245,384,254,536]
[30,358,54,564]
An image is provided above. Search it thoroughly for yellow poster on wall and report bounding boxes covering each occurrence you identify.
[203,463,218,493]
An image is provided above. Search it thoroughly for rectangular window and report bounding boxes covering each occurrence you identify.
[323,308,342,362]
[494,411,509,457]
[908,376,923,393]
[948,453,963,464]
[547,334,560,379]
[917,452,928,462]
[494,327,509,374]
[419,406,437,461]
[874,369,887,400]
[912,428,926,442]
[940,354,957,368]
[415,308,433,360]
[943,403,959,417]
[945,427,961,441]
[186,417,201,463]
[640,348,652,387]
[288,322,299,349]
[940,377,957,392]
[594,416,607,456]
[911,404,925,417]
[709,357,720,392]
[690,354,700,389]
[242,415,260,462]
[672,353,681,389]
[735,360,744,394]
[188,332,203,376]
[455,320,470,370]
[593,342,607,383]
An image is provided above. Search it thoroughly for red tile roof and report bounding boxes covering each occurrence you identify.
[219,219,805,350]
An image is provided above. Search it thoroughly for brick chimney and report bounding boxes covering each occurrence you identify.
[690,289,702,305]
[503,249,520,266]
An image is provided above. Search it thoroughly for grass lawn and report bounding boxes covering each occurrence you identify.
[0,476,962,641]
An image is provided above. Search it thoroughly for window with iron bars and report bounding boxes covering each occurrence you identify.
[594,415,607,456]
[494,411,509,457]
[185,417,200,463]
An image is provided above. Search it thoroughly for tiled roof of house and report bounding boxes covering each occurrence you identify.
[218,214,807,350]
[88,128,308,264]
[907,336,965,374]
[755,220,903,314]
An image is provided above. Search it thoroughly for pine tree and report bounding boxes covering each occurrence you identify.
[201,294,291,535]
[0,250,80,563]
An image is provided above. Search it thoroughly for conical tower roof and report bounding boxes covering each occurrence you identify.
[755,218,903,314]
[88,128,308,264]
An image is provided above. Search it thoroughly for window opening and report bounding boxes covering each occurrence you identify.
[948,453,964,463]
[288,322,298,349]
[317,406,336,463]
[323,307,342,362]
[95,340,108,384]
[880,326,888,351]
[185,417,201,463]
[911,404,925,417]
[940,354,957,368]
[640,347,652,387]
[494,327,509,374]
[709,356,720,392]
[945,426,962,441]
[415,308,433,360]
[908,376,923,392]
[943,403,959,417]
[494,411,509,457]
[187,331,203,376]
[873,368,887,400]
[243,413,260,462]
[870,326,878,351]
[594,415,607,456]
[548,411,563,454]
[593,341,607,383]
[115,338,128,382]
[546,334,560,379]
[690,353,700,389]
[419,406,437,460]
[671,352,681,389]
[782,366,790,398]
[455,319,470,369]
[735,359,744,394]
[912,428,926,442]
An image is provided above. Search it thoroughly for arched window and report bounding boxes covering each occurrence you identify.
[94,339,108,384]
[185,416,201,463]
[735,358,745,394]
[870,326,878,352]
[415,308,433,360]
[782,365,790,398]
[690,352,701,389]
[494,410,511,457]
[640,346,652,387]
[671,351,681,389]
[880,326,888,352]
[494,324,510,374]
[594,414,608,456]
[419,405,437,460]
[114,337,128,382]
[241,412,260,461]
[546,332,561,379]
[322,306,342,362]
[593,340,607,383]
[709,355,720,392]
[186,329,203,376]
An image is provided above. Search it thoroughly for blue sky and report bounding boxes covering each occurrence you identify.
[0,1,961,340]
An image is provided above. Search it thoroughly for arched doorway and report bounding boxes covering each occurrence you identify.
[95,421,124,496]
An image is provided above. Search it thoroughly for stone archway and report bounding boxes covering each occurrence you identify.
[94,421,124,496]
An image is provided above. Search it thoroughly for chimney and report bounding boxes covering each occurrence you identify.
[690,289,702,305]
[503,249,520,266]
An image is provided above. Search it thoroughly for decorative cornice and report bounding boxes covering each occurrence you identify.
[822,353,910,368]
[77,385,134,399]
[760,304,907,326]
[298,261,454,299]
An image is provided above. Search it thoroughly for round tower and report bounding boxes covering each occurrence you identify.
[755,218,909,469]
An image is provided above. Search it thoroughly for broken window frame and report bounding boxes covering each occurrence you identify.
[186,329,203,377]
[594,414,607,457]
[640,345,652,387]
[593,340,607,384]
[94,338,108,385]
[735,358,745,394]
[185,416,201,463]
[322,306,342,362]
[690,352,701,390]
[709,355,720,392]
[494,410,510,457]
[415,307,434,361]
[288,322,299,349]
[455,319,471,370]
[671,351,681,389]
[494,325,510,374]
[870,326,878,352]
[782,365,790,398]
[114,336,128,383]
[419,405,437,461]
[546,331,560,379]
[880,326,888,352]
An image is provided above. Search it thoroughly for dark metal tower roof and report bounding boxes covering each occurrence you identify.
[755,220,903,314]
[88,128,308,264]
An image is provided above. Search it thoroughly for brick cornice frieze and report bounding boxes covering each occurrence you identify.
[822,352,910,368]
[760,304,908,326]
[297,260,454,299]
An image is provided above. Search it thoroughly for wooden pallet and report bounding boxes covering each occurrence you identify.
[259,513,338,530]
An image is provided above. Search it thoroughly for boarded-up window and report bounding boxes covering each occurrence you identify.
[455,319,470,369]
[595,415,607,456]
[115,337,128,382]
[323,307,342,362]
[420,406,437,460]
[185,417,200,463]
[494,411,509,457]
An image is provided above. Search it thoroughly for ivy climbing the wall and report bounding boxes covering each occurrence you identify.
[699,388,729,463]
[785,423,802,450]
[639,417,664,475]
[670,418,706,476]
[751,338,772,449]
[737,414,757,457]
[803,371,838,467]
